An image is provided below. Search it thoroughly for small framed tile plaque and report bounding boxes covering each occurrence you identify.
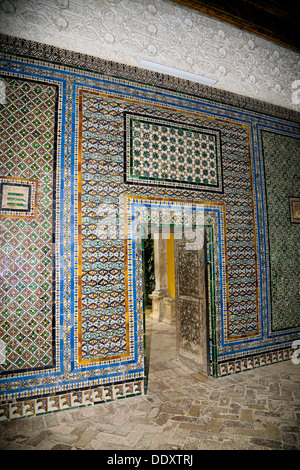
[0,177,38,218]
[289,197,300,224]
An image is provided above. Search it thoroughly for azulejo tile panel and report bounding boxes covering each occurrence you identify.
[124,113,223,192]
[0,35,299,419]
[76,87,259,343]
[260,131,300,332]
[0,77,58,373]
[76,92,133,366]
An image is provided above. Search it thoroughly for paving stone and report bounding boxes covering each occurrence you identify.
[282,431,299,446]
[40,413,59,428]
[73,429,100,449]
[240,408,253,422]
[171,426,190,442]
[0,439,36,450]
[188,405,201,417]
[170,415,198,423]
[155,412,169,426]
[16,418,33,435]
[0,319,299,451]
[198,438,235,450]
[1,420,18,437]
[51,443,73,450]
[70,423,90,436]
[25,430,52,447]
[49,424,77,435]
[219,396,230,407]
[160,404,184,414]
[147,406,161,420]
[135,434,152,449]
[51,431,79,446]
[182,437,201,450]
[221,419,253,430]
[264,422,282,440]
[123,430,146,447]
[178,422,206,431]
[113,421,135,437]
[249,438,283,449]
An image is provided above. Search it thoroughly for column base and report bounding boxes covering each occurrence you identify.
[149,290,169,322]
[163,297,176,325]
[149,292,176,324]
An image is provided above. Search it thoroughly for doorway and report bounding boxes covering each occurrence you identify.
[142,226,210,391]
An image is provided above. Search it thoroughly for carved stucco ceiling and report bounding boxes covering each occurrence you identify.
[0,0,299,111]
[171,0,300,52]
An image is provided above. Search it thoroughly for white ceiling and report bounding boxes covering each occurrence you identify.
[0,0,299,111]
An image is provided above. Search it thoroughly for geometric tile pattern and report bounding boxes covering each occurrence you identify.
[0,77,57,372]
[80,91,258,342]
[218,346,293,376]
[0,37,299,418]
[261,130,300,331]
[125,113,222,192]
[77,88,260,363]
[221,125,258,340]
[78,92,128,364]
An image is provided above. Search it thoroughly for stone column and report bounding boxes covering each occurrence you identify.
[149,237,176,324]
[149,237,169,321]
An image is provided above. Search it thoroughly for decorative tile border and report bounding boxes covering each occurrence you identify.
[217,347,293,376]
[0,379,144,421]
[1,34,299,124]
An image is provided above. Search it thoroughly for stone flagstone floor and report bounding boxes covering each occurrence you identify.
[0,316,299,450]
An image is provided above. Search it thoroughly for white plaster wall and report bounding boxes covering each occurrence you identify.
[0,0,299,110]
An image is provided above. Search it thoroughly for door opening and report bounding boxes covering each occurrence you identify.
[142,227,210,392]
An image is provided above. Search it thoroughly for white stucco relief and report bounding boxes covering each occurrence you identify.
[0,0,299,110]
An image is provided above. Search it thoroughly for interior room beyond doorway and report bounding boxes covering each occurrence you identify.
[143,227,210,390]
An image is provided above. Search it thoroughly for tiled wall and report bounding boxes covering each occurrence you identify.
[260,131,300,331]
[0,35,299,420]
[0,77,57,372]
